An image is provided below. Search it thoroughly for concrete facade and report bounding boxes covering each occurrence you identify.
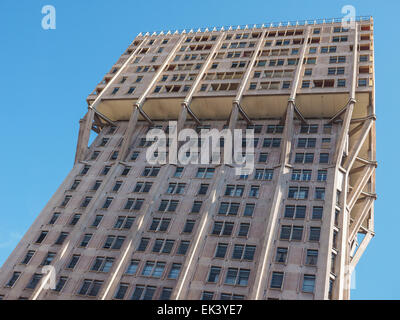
[0,16,375,300]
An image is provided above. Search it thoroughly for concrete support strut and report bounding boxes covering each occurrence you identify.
[118,35,186,161]
[250,26,311,300]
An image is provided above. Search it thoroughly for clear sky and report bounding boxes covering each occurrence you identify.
[0,0,397,299]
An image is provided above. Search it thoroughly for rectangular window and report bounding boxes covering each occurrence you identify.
[70,213,81,226]
[288,186,309,199]
[148,218,171,232]
[224,185,245,197]
[125,260,140,275]
[6,272,21,287]
[35,231,48,244]
[302,275,316,293]
[249,185,260,197]
[306,249,318,265]
[215,243,228,258]
[238,223,250,237]
[243,203,255,217]
[158,199,179,212]
[218,202,240,216]
[67,255,80,269]
[312,207,323,220]
[54,232,69,245]
[26,273,43,290]
[275,247,288,263]
[78,279,103,297]
[309,227,321,241]
[80,196,92,208]
[280,225,303,241]
[254,169,274,180]
[54,276,68,292]
[168,263,182,279]
[207,266,221,283]
[177,240,190,255]
[80,234,92,247]
[258,153,268,163]
[191,201,202,213]
[21,250,35,265]
[124,198,144,210]
[270,272,284,289]
[315,188,325,200]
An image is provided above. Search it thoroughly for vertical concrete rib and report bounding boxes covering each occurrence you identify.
[234,29,267,103]
[332,25,358,300]
[119,35,186,161]
[177,32,225,131]
[250,26,311,300]
[74,38,148,164]
[74,108,95,163]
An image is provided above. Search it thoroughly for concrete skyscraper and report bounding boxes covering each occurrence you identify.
[0,16,376,300]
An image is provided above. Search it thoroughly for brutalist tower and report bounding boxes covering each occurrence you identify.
[0,16,376,300]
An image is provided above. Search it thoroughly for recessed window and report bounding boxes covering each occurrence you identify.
[218,202,239,216]
[67,254,80,269]
[80,234,92,248]
[302,275,316,293]
[270,272,284,289]
[125,259,140,275]
[191,201,202,213]
[54,276,68,292]
[275,247,288,263]
[21,250,35,265]
[306,250,318,265]
[148,218,171,232]
[319,153,329,164]
[48,212,61,225]
[78,279,103,297]
[211,221,234,236]
[158,199,179,212]
[35,231,48,244]
[224,268,250,286]
[91,257,115,272]
[183,220,196,233]
[312,207,323,220]
[232,244,256,261]
[111,87,119,95]
[124,198,144,210]
[54,232,69,245]
[284,205,306,219]
[114,216,135,230]
[91,215,103,227]
[26,273,43,290]
[288,186,309,199]
[237,223,250,237]
[103,235,125,250]
[60,195,72,207]
[207,266,221,283]
[81,196,92,208]
[280,225,303,241]
[177,240,190,255]
[309,227,321,241]
[224,185,244,197]
[168,263,182,279]
[80,165,90,175]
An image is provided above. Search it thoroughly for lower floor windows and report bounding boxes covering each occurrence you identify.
[270,272,284,289]
[77,279,103,297]
[302,274,316,293]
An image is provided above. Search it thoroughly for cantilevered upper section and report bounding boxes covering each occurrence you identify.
[87,16,374,125]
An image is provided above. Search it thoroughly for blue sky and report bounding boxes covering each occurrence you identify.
[0,0,397,299]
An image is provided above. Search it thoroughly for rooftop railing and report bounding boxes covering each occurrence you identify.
[137,16,372,37]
